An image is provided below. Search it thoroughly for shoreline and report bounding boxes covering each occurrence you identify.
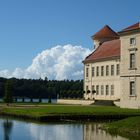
[103,116,140,139]
[1,104,140,122]
[0,104,140,138]
[0,111,132,122]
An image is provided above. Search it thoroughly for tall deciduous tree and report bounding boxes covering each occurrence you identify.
[3,80,13,105]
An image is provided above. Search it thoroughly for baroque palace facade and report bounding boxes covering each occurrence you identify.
[83,22,140,109]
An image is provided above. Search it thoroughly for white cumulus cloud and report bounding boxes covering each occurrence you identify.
[0,44,91,80]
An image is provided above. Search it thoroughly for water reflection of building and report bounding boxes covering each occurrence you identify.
[83,123,128,140]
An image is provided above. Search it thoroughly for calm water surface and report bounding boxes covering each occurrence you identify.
[0,117,129,140]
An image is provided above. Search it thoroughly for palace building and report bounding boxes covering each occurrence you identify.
[83,22,140,109]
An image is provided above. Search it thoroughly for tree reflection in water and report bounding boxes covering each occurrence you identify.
[3,119,13,140]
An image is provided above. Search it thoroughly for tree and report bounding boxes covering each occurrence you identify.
[3,80,13,106]
[30,97,33,103]
[22,97,25,102]
[39,97,42,103]
[48,96,51,103]
[92,90,96,94]
[0,77,83,100]
[45,77,48,81]
[87,90,91,94]
[14,97,17,103]
[0,78,5,98]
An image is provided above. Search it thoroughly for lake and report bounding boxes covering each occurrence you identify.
[0,117,129,140]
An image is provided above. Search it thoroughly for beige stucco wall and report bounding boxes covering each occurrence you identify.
[94,40,100,50]
[83,28,140,109]
[57,99,94,105]
[120,77,140,109]
[120,33,140,75]
[84,59,121,101]
[120,32,140,109]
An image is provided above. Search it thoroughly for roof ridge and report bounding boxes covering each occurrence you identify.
[121,22,140,32]
[92,25,119,39]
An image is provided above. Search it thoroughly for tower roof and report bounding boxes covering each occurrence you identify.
[92,25,119,40]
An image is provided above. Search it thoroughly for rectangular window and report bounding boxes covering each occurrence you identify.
[96,85,99,95]
[116,64,120,75]
[92,67,94,77]
[111,65,114,76]
[96,67,99,76]
[130,53,135,69]
[111,85,114,95]
[130,37,136,45]
[101,66,104,76]
[106,65,109,76]
[86,86,88,91]
[101,85,104,95]
[130,81,135,96]
[86,67,89,77]
[92,85,95,93]
[106,85,109,95]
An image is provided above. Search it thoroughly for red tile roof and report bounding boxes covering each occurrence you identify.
[92,25,119,39]
[83,39,120,63]
[122,22,140,32]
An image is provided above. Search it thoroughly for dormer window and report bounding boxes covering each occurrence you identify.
[130,37,136,46]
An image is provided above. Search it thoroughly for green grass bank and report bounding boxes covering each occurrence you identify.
[103,116,140,139]
[0,105,140,119]
[0,104,140,138]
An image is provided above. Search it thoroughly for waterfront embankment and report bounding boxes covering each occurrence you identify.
[0,104,140,138]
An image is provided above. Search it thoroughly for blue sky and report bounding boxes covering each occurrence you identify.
[0,0,139,79]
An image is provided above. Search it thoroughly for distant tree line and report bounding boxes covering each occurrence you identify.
[0,77,83,100]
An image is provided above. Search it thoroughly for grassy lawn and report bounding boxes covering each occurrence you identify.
[0,104,140,117]
[103,116,140,139]
[1,104,140,138]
